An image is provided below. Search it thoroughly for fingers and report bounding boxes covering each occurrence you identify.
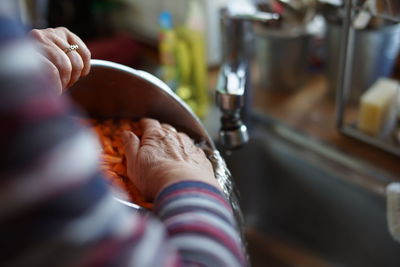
[36,40,72,89]
[140,118,161,131]
[53,27,88,88]
[177,132,205,157]
[161,123,177,133]
[121,131,140,181]
[178,132,195,148]
[140,119,184,146]
[140,118,179,135]
[122,131,140,161]
[67,30,91,76]
[65,49,84,88]
[128,118,219,196]
[36,53,63,94]
[51,34,84,88]
[29,27,91,91]
[140,118,163,140]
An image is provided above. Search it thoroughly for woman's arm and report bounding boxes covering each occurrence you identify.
[0,19,247,267]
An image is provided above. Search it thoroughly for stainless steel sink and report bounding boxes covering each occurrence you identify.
[220,115,400,267]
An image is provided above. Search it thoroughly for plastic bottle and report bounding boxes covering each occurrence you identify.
[175,0,209,119]
[159,11,178,90]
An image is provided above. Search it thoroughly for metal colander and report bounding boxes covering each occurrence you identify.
[68,59,244,236]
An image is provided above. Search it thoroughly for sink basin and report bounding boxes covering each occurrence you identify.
[220,116,400,266]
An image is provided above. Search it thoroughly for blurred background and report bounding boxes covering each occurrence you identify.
[4,0,400,266]
[9,0,400,93]
[10,0,400,121]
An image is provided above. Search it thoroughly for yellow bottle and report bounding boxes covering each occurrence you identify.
[175,0,209,119]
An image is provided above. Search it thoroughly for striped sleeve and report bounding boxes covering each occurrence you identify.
[154,181,248,267]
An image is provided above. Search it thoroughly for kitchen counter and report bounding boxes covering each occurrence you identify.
[208,68,400,182]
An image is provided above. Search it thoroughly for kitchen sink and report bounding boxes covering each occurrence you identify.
[219,116,400,267]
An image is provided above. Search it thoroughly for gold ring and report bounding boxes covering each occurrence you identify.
[64,44,79,54]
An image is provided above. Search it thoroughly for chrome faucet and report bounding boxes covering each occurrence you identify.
[216,3,280,150]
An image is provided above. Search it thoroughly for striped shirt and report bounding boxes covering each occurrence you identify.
[0,17,247,267]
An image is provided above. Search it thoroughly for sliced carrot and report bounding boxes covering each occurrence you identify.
[120,119,132,131]
[111,139,119,148]
[113,163,127,176]
[88,118,151,209]
[104,119,113,126]
[100,136,112,146]
[93,126,104,137]
[104,170,119,179]
[102,125,112,136]
[132,129,142,137]
[101,154,122,164]
[117,143,125,156]
[131,121,140,128]
[104,144,116,155]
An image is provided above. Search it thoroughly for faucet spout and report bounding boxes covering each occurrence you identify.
[216,63,248,150]
[216,5,280,150]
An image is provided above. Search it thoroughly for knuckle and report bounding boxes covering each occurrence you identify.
[162,124,176,132]
[151,128,165,138]
[49,28,58,36]
[71,57,84,74]
[48,62,59,78]
[56,26,68,33]
[53,57,71,85]
[144,127,163,139]
[77,57,85,70]
[29,29,45,41]
[86,48,91,59]
[179,132,192,142]
[79,43,90,57]
[29,29,40,37]
[58,57,72,75]
[55,27,69,38]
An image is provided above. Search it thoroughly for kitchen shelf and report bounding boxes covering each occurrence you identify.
[336,0,400,158]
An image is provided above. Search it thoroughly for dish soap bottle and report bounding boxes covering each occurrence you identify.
[159,11,178,91]
[176,0,209,119]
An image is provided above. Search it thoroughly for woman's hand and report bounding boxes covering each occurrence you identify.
[29,27,91,93]
[122,118,220,200]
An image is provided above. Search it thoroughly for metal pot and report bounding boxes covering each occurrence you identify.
[253,29,311,91]
[67,60,243,229]
[68,59,214,149]
[326,22,400,102]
